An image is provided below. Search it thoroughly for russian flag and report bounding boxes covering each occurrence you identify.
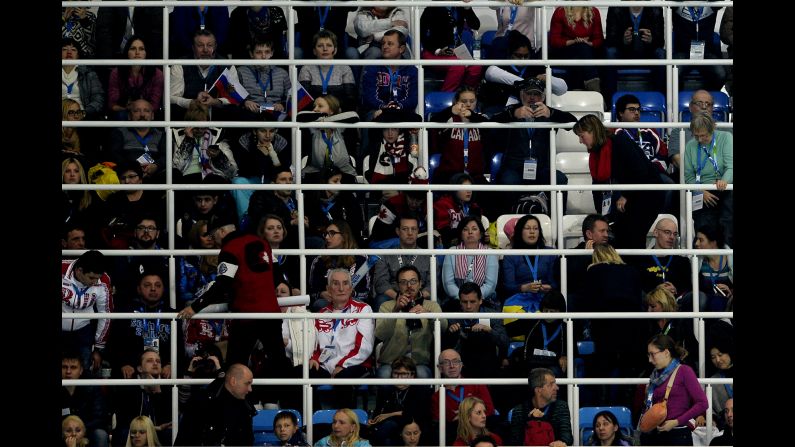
[211,68,249,105]
[286,84,315,116]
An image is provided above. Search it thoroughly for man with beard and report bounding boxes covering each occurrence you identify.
[110,214,168,309]
[375,265,445,378]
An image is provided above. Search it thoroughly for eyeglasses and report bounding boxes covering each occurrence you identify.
[135,226,158,233]
[121,174,140,181]
[129,429,147,435]
[323,230,342,238]
[692,101,713,108]
[398,278,419,287]
[439,359,462,367]
[647,350,663,359]
[656,229,679,238]
[66,110,85,117]
[624,107,642,113]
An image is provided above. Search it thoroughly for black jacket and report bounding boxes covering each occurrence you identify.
[509,399,573,446]
[174,375,257,446]
[605,6,665,57]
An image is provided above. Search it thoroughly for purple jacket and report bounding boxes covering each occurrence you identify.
[650,364,708,425]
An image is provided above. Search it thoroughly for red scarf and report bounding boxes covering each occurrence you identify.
[588,136,613,182]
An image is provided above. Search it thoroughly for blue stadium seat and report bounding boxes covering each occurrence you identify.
[428,153,441,182]
[579,406,633,443]
[679,90,730,122]
[253,408,303,445]
[489,152,503,182]
[611,91,667,122]
[424,91,456,120]
[313,408,369,425]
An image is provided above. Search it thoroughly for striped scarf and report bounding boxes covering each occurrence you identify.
[453,242,487,286]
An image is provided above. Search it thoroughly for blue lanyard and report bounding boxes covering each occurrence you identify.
[66,18,75,33]
[652,255,673,282]
[448,7,461,45]
[507,6,518,30]
[140,307,162,338]
[317,6,330,30]
[719,372,733,398]
[624,128,644,148]
[328,306,349,345]
[285,197,296,213]
[705,256,724,287]
[388,67,400,100]
[135,132,153,151]
[321,131,334,161]
[65,81,75,95]
[462,128,470,172]
[695,134,720,183]
[510,65,527,77]
[447,386,465,403]
[526,128,536,139]
[318,66,334,95]
[688,7,703,34]
[197,6,207,30]
[524,255,540,282]
[252,67,273,96]
[631,11,643,34]
[462,203,470,217]
[541,323,561,350]
[73,284,90,305]
[321,200,336,219]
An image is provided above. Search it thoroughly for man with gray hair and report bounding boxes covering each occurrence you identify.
[669,89,732,170]
[509,368,573,446]
[177,215,289,373]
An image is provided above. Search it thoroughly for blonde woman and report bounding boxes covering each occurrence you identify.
[644,285,699,373]
[62,415,88,447]
[549,2,604,92]
[125,416,162,447]
[313,409,372,447]
[453,397,503,446]
[62,157,93,224]
[583,243,645,393]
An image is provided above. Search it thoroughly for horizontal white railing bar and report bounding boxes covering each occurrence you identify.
[62,247,733,257]
[62,182,733,192]
[61,121,734,129]
[62,376,732,387]
[62,311,732,320]
[63,58,733,67]
[63,1,734,8]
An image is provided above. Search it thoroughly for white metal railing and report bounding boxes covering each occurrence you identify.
[61,0,733,444]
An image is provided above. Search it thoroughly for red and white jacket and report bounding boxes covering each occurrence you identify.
[311,299,374,374]
[61,260,113,350]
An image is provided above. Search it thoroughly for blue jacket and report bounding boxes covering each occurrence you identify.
[501,250,559,296]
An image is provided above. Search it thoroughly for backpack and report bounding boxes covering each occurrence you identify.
[513,192,549,216]
[524,419,556,446]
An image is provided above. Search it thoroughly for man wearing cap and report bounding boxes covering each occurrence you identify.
[177,216,290,373]
[492,78,577,215]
